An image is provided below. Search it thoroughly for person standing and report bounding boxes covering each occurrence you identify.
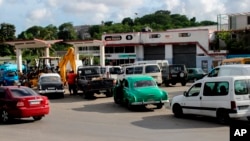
[66,70,77,95]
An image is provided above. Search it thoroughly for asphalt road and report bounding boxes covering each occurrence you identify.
[0,83,245,141]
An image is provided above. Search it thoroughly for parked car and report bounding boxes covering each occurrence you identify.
[162,64,188,86]
[170,76,250,124]
[37,73,65,98]
[187,68,207,82]
[113,75,168,109]
[77,66,115,98]
[118,64,163,86]
[206,64,250,78]
[0,85,50,123]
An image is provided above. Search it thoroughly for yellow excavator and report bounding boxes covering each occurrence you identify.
[58,47,76,85]
[28,47,76,87]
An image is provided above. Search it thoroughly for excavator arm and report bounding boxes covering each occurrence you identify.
[58,47,76,84]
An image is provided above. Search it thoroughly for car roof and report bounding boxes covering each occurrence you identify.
[217,64,250,68]
[1,85,30,89]
[198,75,250,83]
[125,75,153,81]
[40,73,60,77]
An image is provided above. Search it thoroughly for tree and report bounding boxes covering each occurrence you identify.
[121,17,134,26]
[0,23,16,56]
[58,22,77,41]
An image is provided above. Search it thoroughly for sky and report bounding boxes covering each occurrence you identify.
[0,0,250,36]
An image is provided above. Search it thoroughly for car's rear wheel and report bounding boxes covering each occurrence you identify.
[216,109,230,124]
[33,116,43,121]
[1,110,9,123]
[164,82,169,87]
[105,89,113,97]
[126,100,132,110]
[172,104,183,118]
[156,104,163,109]
[181,81,187,86]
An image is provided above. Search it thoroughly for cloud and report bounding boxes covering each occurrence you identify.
[26,8,52,27]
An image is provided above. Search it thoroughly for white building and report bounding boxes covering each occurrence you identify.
[101,27,226,72]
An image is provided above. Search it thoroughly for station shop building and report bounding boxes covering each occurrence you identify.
[101,28,226,72]
[67,27,227,73]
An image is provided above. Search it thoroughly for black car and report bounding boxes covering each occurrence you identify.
[162,64,188,86]
[37,73,65,98]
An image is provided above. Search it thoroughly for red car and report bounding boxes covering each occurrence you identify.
[0,85,50,123]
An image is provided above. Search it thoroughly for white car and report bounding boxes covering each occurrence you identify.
[170,76,250,124]
[37,73,65,98]
[206,64,250,77]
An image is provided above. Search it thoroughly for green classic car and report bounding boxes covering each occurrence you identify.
[113,75,169,109]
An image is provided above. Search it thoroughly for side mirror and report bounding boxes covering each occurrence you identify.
[183,91,187,96]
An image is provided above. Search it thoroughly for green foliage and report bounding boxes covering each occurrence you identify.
[57,22,78,41]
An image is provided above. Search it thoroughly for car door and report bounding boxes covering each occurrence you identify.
[181,83,202,115]
[0,88,6,109]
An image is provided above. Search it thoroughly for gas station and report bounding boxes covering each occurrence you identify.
[4,39,106,72]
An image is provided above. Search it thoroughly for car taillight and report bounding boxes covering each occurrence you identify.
[231,101,236,110]
[16,101,25,107]
[45,99,49,105]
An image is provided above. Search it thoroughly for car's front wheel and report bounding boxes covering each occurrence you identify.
[33,116,43,121]
[216,109,230,124]
[105,89,113,97]
[172,104,183,118]
[1,110,9,123]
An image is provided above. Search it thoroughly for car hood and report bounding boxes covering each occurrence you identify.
[132,87,163,97]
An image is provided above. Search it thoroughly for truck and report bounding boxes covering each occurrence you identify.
[0,62,26,86]
[76,66,115,99]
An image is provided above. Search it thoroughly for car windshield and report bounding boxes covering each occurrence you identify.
[145,65,160,73]
[134,80,156,88]
[79,68,100,75]
[170,65,184,73]
[196,68,205,73]
[5,71,17,77]
[10,87,39,97]
[41,76,61,82]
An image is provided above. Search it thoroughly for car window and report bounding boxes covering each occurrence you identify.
[188,69,194,73]
[234,80,249,95]
[41,76,60,82]
[134,80,156,88]
[170,66,184,73]
[203,81,229,96]
[123,80,129,88]
[134,67,143,74]
[79,68,100,75]
[5,71,17,77]
[208,68,219,77]
[145,65,160,73]
[125,67,134,74]
[10,87,39,97]
[186,83,201,97]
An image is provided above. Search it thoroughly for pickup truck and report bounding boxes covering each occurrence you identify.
[76,66,115,98]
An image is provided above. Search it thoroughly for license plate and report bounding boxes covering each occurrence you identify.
[172,75,177,77]
[30,101,40,105]
[47,87,55,90]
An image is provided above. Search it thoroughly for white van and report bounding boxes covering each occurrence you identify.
[134,60,169,70]
[118,64,162,85]
[170,76,250,123]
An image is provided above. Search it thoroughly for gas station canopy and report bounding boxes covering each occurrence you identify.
[4,38,63,49]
